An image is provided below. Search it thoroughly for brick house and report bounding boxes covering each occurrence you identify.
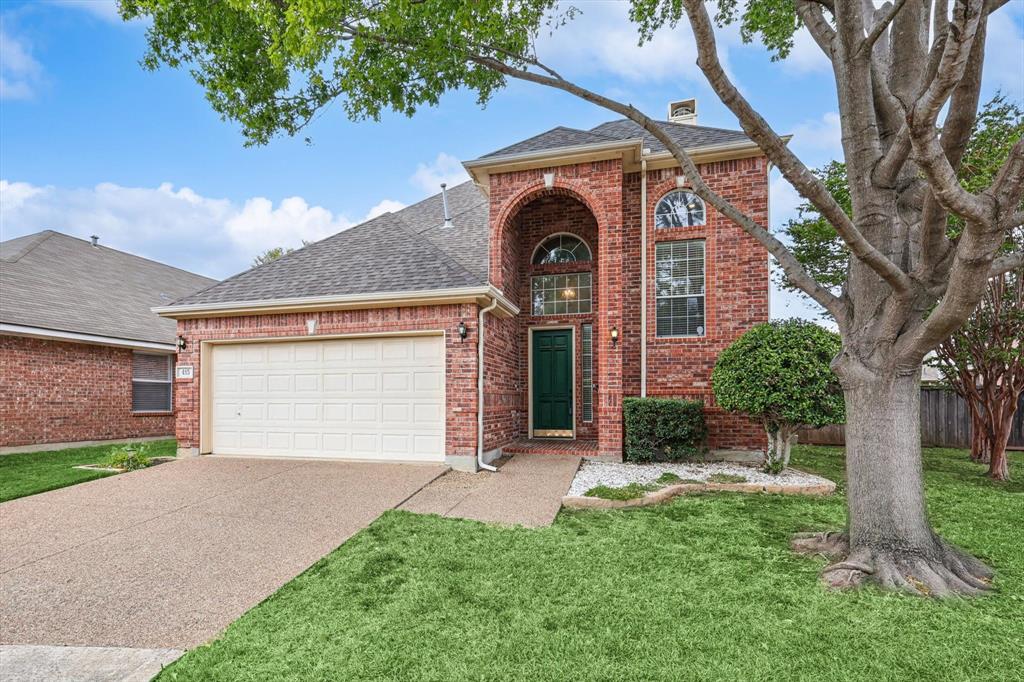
[158,101,770,470]
[0,231,216,451]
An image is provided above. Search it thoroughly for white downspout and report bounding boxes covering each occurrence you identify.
[477,297,500,472]
[640,154,649,397]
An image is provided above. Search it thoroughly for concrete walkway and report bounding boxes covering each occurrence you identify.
[400,454,581,527]
[0,457,445,653]
[0,645,183,682]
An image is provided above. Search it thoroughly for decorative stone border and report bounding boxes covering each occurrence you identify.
[73,457,176,474]
[562,478,836,510]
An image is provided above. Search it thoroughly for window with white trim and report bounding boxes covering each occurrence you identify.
[655,239,706,337]
[132,352,173,412]
[531,272,592,315]
[655,189,706,228]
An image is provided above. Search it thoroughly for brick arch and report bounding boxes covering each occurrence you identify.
[490,179,604,293]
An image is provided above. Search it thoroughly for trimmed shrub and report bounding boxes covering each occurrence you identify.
[623,397,707,462]
[712,319,844,473]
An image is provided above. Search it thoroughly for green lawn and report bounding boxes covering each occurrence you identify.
[0,439,177,503]
[160,447,1023,681]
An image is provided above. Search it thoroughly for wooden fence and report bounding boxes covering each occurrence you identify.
[800,388,1024,450]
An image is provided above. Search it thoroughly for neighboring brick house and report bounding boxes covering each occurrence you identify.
[0,231,216,451]
[158,100,770,470]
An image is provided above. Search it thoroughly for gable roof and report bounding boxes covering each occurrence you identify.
[478,118,751,160]
[0,231,216,346]
[168,181,490,308]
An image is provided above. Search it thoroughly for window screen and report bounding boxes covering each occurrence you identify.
[581,324,594,422]
[655,240,706,337]
[132,353,172,412]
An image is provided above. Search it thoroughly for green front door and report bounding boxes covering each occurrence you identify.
[532,329,573,437]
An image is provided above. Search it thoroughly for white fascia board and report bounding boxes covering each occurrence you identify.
[0,323,175,352]
[463,138,644,169]
[153,285,520,319]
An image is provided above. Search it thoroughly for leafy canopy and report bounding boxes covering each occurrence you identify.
[120,0,804,146]
[712,319,844,429]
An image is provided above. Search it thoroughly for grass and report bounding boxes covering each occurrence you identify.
[707,472,748,484]
[0,439,176,503]
[159,446,1024,681]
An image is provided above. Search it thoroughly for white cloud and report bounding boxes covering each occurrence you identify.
[789,111,843,167]
[782,27,832,75]
[366,198,406,219]
[51,0,121,23]
[769,172,803,229]
[982,4,1024,101]
[410,153,470,194]
[0,179,402,278]
[0,27,43,100]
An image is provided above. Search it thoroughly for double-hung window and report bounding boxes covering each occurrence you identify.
[655,239,706,337]
[132,352,173,412]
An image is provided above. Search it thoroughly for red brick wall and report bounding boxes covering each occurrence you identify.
[485,155,769,455]
[488,162,625,456]
[632,159,770,449]
[0,335,174,447]
[174,305,479,457]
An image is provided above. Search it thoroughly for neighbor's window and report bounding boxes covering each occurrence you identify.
[655,189,706,228]
[132,352,173,412]
[532,234,592,264]
[655,240,705,337]
[532,273,592,315]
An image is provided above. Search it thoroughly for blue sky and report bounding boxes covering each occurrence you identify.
[2,0,1022,320]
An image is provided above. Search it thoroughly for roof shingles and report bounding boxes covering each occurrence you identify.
[0,231,216,345]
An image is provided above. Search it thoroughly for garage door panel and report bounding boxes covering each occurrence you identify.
[211,336,445,461]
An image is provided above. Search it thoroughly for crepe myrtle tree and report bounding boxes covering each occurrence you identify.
[120,0,1024,595]
[712,320,844,474]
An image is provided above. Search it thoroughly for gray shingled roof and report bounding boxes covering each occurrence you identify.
[480,118,750,159]
[170,181,490,307]
[0,231,216,345]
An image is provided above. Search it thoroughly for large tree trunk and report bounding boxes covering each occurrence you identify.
[793,371,994,596]
[968,398,992,463]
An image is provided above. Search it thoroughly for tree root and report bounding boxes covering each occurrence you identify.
[792,532,994,597]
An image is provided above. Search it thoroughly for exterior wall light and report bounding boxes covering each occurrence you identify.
[176,335,187,351]
[458,320,468,341]
[610,325,619,347]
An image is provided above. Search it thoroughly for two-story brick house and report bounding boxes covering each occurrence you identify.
[157,100,770,470]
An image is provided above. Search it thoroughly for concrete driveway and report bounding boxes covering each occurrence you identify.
[0,456,445,651]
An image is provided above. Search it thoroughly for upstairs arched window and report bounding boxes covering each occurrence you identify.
[532,234,592,265]
[655,190,706,228]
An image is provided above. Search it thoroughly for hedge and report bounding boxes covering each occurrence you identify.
[623,397,707,462]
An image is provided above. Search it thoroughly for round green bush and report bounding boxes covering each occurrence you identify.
[712,319,844,471]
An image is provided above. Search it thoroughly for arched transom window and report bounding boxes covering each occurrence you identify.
[532,234,592,265]
[655,189,706,228]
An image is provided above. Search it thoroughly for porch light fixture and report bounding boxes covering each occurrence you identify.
[610,326,619,347]
[458,320,468,341]
[176,335,187,351]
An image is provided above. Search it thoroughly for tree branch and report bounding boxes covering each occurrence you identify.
[989,251,1024,277]
[859,0,908,56]
[795,1,836,58]
[683,0,913,297]
[463,52,848,323]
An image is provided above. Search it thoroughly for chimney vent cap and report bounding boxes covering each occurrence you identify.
[667,98,698,125]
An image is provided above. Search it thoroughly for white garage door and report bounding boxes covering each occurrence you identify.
[210,335,445,462]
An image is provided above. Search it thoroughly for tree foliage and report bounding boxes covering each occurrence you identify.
[252,246,294,268]
[713,319,843,473]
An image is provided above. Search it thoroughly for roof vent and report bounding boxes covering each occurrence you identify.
[667,98,697,125]
[440,183,454,228]
[90,235,99,247]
